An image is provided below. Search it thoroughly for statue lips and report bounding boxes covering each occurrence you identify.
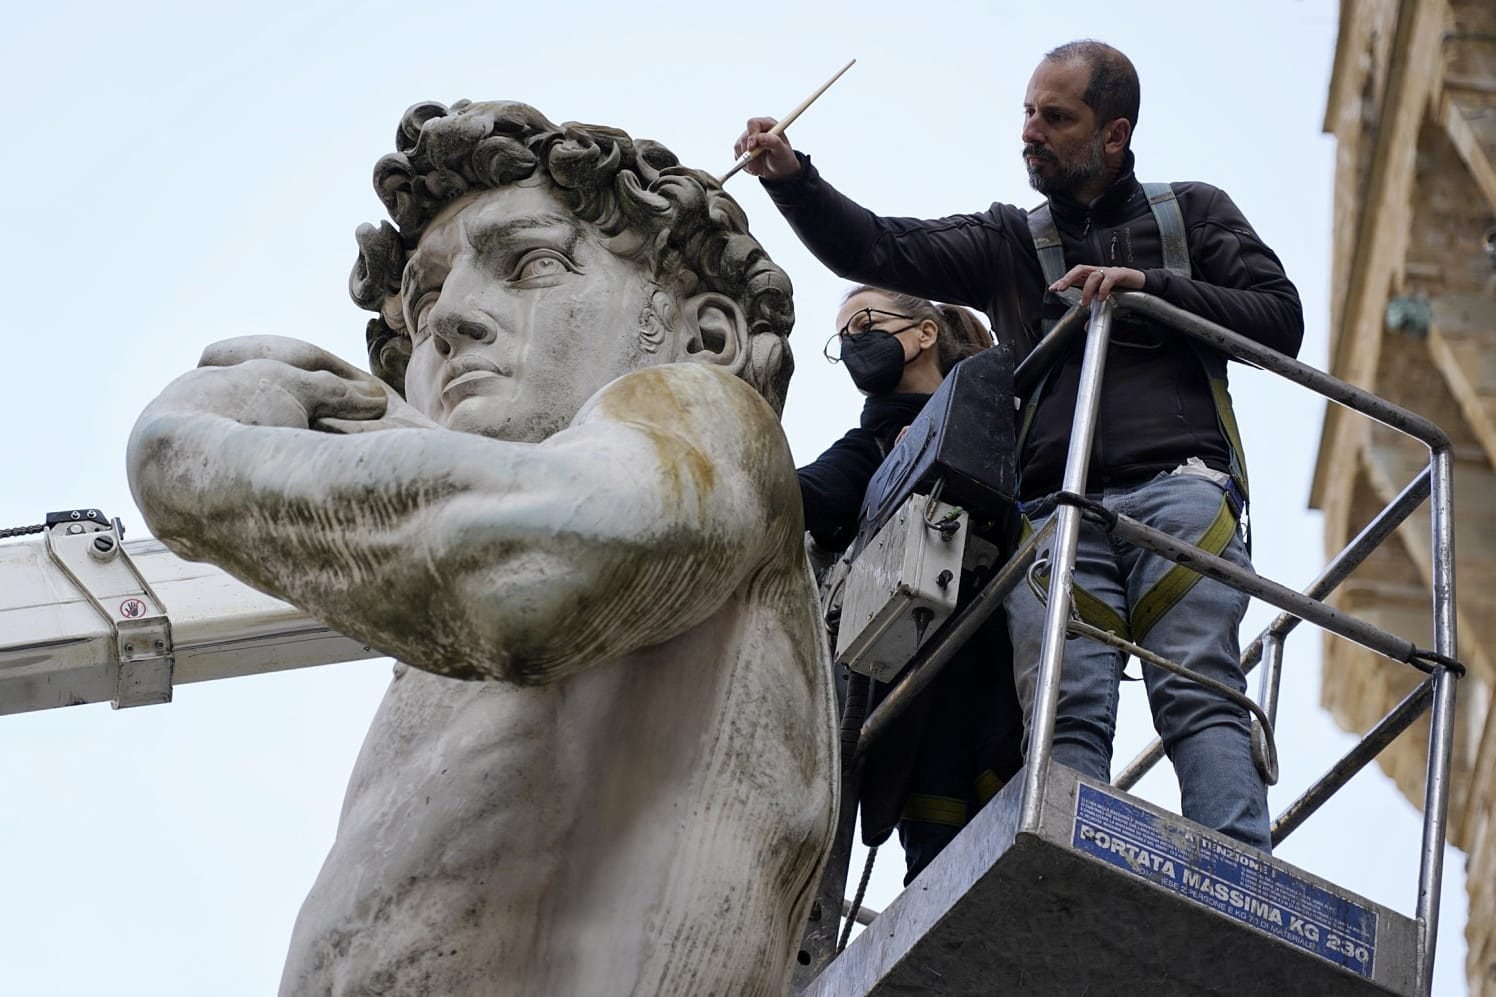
[441,355,512,406]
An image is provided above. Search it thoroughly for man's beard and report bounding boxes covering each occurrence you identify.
[1025,130,1106,198]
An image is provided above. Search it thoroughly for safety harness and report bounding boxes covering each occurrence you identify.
[1019,182,1249,643]
[900,767,1010,830]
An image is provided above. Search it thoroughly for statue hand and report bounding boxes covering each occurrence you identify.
[734,117,801,180]
[195,335,436,432]
[129,335,401,549]
[136,335,386,430]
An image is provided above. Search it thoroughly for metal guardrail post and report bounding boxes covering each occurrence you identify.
[1257,635,1284,731]
[1020,299,1113,833]
[1416,447,1460,994]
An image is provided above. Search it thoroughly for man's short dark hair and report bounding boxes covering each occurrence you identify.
[1045,40,1140,135]
[349,100,795,412]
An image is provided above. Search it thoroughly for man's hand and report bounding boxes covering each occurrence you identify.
[197,335,440,433]
[733,118,802,181]
[1050,265,1145,306]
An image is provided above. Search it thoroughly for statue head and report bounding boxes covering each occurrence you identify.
[349,100,795,440]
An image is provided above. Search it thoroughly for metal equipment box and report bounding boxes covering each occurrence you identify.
[835,494,966,682]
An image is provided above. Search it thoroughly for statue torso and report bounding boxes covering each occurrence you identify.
[279,560,835,997]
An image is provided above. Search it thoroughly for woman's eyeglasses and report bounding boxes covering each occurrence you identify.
[823,308,920,363]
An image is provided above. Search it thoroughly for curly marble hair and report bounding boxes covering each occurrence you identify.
[349,100,795,412]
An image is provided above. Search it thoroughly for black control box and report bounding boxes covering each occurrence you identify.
[851,343,1018,558]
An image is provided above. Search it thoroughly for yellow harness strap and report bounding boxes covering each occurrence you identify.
[900,793,968,828]
[1018,490,1238,646]
[1129,490,1238,643]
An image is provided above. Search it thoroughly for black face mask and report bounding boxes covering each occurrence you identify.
[840,329,914,395]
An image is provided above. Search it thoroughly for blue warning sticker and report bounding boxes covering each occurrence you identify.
[1072,784,1377,978]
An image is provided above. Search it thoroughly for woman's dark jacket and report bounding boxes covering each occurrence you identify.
[798,391,930,552]
[796,391,1022,853]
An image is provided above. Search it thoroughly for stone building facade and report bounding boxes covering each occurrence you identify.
[1315,1,1496,991]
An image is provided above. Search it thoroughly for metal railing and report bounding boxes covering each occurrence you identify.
[813,290,1461,995]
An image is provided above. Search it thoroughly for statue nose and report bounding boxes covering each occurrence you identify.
[431,308,497,354]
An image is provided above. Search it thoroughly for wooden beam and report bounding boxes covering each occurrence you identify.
[1310,0,1445,517]
[1428,293,1496,464]
[1437,90,1496,212]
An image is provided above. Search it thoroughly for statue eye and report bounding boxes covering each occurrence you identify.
[511,250,576,285]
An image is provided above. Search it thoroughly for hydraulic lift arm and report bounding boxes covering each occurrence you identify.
[0,509,379,716]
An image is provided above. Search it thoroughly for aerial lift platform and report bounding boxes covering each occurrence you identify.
[806,761,1414,996]
[791,292,1461,996]
[0,293,1462,996]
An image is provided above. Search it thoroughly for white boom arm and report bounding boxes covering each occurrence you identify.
[0,510,379,716]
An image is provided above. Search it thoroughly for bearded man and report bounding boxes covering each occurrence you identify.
[736,40,1303,854]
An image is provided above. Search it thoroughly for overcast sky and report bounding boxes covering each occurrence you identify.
[0,1,1469,994]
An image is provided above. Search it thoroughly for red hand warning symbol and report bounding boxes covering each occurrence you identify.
[120,598,148,619]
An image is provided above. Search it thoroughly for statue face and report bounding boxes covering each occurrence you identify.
[401,183,668,441]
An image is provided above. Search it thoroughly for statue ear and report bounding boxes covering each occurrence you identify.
[678,293,748,375]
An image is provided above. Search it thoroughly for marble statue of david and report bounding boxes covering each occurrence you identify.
[126,100,837,997]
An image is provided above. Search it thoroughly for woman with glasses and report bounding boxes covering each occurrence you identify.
[798,286,992,552]
[797,285,1023,885]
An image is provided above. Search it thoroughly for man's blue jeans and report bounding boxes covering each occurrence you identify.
[1003,469,1272,853]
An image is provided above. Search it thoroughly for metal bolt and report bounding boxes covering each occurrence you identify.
[93,536,115,553]
[123,643,134,653]
[154,641,164,649]
[66,523,83,535]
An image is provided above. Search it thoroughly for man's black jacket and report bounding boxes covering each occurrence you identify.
[765,152,1305,501]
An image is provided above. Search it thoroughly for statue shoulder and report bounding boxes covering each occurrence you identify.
[582,364,795,475]
[585,363,777,426]
[577,361,805,548]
